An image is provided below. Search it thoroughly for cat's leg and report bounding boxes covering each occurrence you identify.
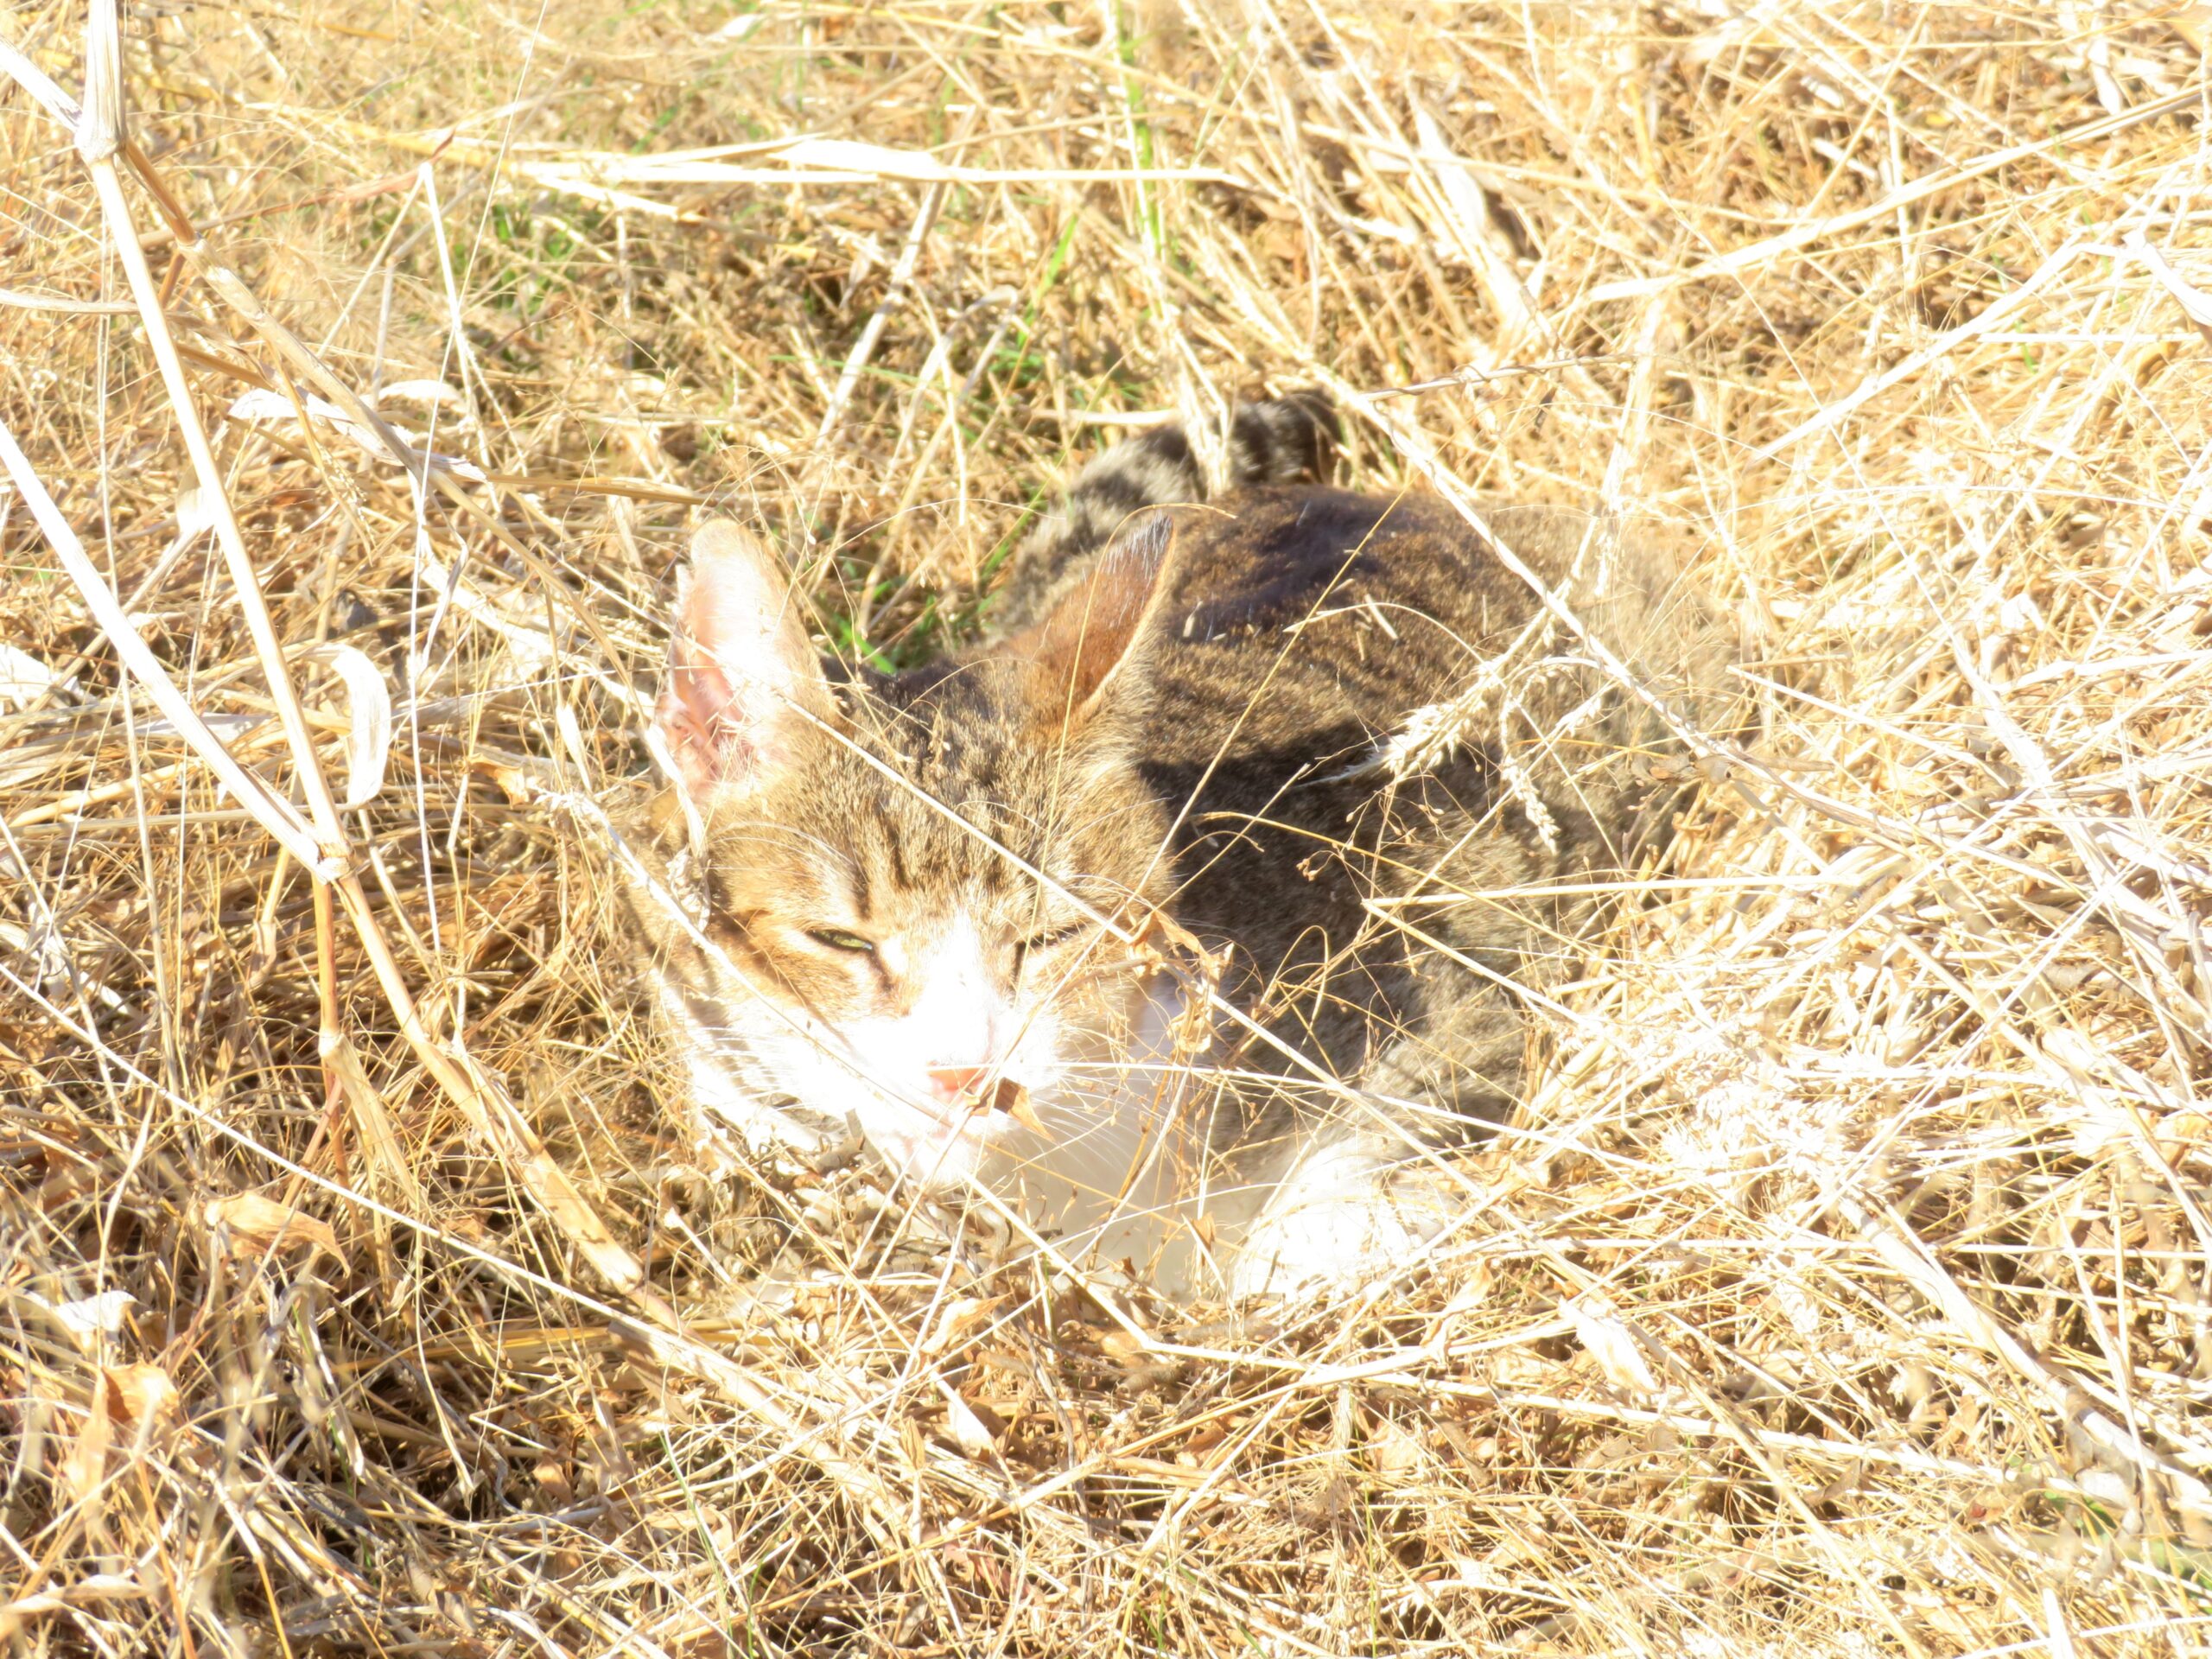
[1226,1132,1459,1299]
[995,391,1338,630]
[1222,976,1527,1298]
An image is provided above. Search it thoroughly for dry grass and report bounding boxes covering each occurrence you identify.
[5,0,2212,1652]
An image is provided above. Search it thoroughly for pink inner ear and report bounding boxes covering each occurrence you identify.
[1028,512,1173,721]
[656,523,828,796]
[658,633,742,794]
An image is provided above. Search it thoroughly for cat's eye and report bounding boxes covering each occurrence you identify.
[1016,922,1089,961]
[806,927,876,955]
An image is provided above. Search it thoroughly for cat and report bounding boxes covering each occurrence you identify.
[625,394,1723,1298]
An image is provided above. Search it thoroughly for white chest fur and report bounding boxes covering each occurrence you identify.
[980,979,1455,1299]
[664,968,1452,1299]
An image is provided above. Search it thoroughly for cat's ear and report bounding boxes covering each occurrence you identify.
[1017,511,1174,732]
[655,521,832,798]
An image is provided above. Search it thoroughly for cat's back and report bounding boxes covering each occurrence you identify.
[1153,484,1533,643]
[1129,484,1686,769]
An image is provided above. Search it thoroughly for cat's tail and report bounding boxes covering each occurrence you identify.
[993,391,1338,632]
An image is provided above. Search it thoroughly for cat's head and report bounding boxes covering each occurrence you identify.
[645,517,1179,1185]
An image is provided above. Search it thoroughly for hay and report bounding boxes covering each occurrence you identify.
[4,0,2211,1651]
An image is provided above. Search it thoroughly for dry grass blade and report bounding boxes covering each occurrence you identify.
[0,415,328,870]
[5,3,2212,1656]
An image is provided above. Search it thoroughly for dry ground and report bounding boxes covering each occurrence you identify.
[5,1,2212,1653]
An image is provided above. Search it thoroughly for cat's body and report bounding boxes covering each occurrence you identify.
[626,397,1721,1296]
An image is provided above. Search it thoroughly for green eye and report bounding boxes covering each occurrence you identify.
[807,928,876,955]
[1018,923,1088,958]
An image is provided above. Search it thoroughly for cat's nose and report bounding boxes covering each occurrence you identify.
[925,1065,995,1106]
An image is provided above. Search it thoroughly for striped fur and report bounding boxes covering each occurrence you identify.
[993,391,1337,632]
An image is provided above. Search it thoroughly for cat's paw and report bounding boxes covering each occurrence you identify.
[1226,1141,1457,1300]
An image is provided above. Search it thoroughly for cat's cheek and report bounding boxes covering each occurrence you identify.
[855,1109,994,1188]
[1001,1035,1071,1107]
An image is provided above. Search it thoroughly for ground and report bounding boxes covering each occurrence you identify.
[3,2,2211,1654]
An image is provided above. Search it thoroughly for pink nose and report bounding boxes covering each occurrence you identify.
[926,1065,995,1105]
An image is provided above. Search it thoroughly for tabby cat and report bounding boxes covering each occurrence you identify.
[627,396,1720,1297]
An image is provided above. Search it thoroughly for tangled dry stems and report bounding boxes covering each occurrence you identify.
[4,1,2212,1652]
